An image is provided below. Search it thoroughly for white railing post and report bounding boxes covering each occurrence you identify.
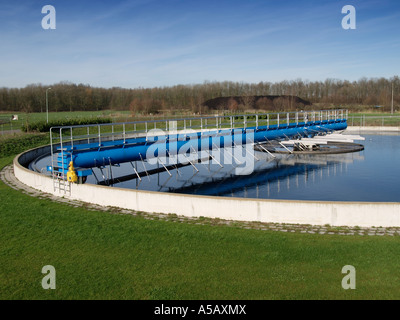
[98,125,101,146]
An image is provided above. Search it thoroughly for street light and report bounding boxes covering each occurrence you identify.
[46,87,52,123]
[391,82,394,115]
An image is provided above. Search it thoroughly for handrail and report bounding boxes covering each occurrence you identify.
[48,109,347,184]
[49,109,347,148]
[49,109,348,130]
[49,109,348,153]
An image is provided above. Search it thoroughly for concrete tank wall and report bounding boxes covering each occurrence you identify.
[13,145,400,228]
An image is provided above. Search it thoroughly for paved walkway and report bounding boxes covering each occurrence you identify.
[2,164,400,237]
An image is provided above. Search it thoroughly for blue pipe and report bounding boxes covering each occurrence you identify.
[63,120,347,169]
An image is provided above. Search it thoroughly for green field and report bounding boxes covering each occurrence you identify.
[1,133,400,300]
[0,110,130,132]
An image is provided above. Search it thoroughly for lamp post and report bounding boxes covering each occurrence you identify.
[46,87,52,123]
[391,82,394,115]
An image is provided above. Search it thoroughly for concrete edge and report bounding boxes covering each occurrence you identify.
[12,144,400,228]
[345,126,400,133]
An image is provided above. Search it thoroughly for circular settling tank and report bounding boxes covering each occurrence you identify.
[31,132,400,203]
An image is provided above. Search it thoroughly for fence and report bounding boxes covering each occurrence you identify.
[0,117,17,136]
[348,115,400,127]
[49,109,348,149]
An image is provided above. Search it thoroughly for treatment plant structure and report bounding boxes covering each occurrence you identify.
[12,109,400,228]
[47,110,348,186]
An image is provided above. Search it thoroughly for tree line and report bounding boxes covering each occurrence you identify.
[0,77,398,114]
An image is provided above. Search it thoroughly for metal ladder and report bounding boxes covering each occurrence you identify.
[52,147,72,195]
[53,171,71,195]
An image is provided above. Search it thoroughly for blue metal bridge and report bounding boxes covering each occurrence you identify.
[48,109,347,186]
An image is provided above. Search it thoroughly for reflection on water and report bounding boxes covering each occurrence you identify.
[35,134,400,202]
[170,152,363,199]
[88,134,400,202]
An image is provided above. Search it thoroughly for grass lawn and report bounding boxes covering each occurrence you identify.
[1,109,399,133]
[1,135,400,300]
[0,110,132,132]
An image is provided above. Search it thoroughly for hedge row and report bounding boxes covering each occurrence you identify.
[21,118,113,132]
[0,134,50,157]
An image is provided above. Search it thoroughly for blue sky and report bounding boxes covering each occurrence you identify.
[0,0,399,88]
